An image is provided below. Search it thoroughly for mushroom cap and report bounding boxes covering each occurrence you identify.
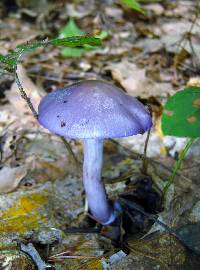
[38,80,152,139]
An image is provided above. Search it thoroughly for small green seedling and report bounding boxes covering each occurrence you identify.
[59,19,107,58]
[119,0,144,14]
[161,86,200,197]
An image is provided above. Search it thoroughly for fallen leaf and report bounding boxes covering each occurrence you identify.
[0,165,27,193]
[5,64,41,124]
[107,60,173,99]
[145,3,164,16]
[187,77,200,87]
[126,232,199,269]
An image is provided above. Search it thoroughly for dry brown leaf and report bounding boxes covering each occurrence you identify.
[5,65,41,125]
[107,60,173,99]
[187,77,200,87]
[0,165,27,193]
[145,3,164,16]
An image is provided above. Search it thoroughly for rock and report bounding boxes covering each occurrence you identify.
[105,6,123,21]
[189,201,200,223]
[135,38,163,53]
[0,250,35,270]
[32,228,63,245]
[0,183,53,236]
[176,223,200,255]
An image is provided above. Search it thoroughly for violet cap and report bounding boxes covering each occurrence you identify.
[38,80,152,138]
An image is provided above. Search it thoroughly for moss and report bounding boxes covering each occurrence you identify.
[0,193,48,234]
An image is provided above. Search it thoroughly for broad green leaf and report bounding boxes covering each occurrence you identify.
[59,18,84,38]
[161,87,200,138]
[58,18,84,57]
[119,0,144,13]
[57,19,102,58]
[61,47,86,58]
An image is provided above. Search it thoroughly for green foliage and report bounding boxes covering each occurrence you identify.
[163,137,196,198]
[162,87,200,138]
[59,19,106,58]
[50,36,101,47]
[0,35,101,73]
[59,18,84,38]
[16,40,47,53]
[59,18,87,58]
[162,87,200,199]
[119,0,144,13]
[0,53,19,72]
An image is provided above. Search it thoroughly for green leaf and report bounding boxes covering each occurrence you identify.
[16,40,46,53]
[0,19,102,67]
[0,53,18,66]
[59,18,84,38]
[57,19,102,58]
[61,47,86,58]
[50,36,101,47]
[0,41,47,73]
[52,36,101,58]
[119,0,144,13]
[0,53,20,73]
[161,87,200,138]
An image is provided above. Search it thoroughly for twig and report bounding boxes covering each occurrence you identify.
[49,250,97,261]
[142,104,152,175]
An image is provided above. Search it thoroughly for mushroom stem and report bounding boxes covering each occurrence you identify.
[83,138,115,225]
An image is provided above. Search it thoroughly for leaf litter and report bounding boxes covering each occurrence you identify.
[0,0,200,269]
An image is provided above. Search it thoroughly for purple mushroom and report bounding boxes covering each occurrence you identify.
[38,80,152,225]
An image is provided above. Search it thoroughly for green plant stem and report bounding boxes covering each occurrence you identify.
[60,137,80,168]
[163,137,196,197]
[15,65,38,119]
[142,128,151,174]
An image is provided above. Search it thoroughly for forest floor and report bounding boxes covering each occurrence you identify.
[0,0,200,269]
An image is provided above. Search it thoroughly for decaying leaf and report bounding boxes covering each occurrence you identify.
[124,232,200,270]
[5,64,41,121]
[107,60,173,99]
[187,77,200,87]
[0,165,27,193]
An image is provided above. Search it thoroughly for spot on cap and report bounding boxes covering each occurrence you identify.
[38,80,152,139]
